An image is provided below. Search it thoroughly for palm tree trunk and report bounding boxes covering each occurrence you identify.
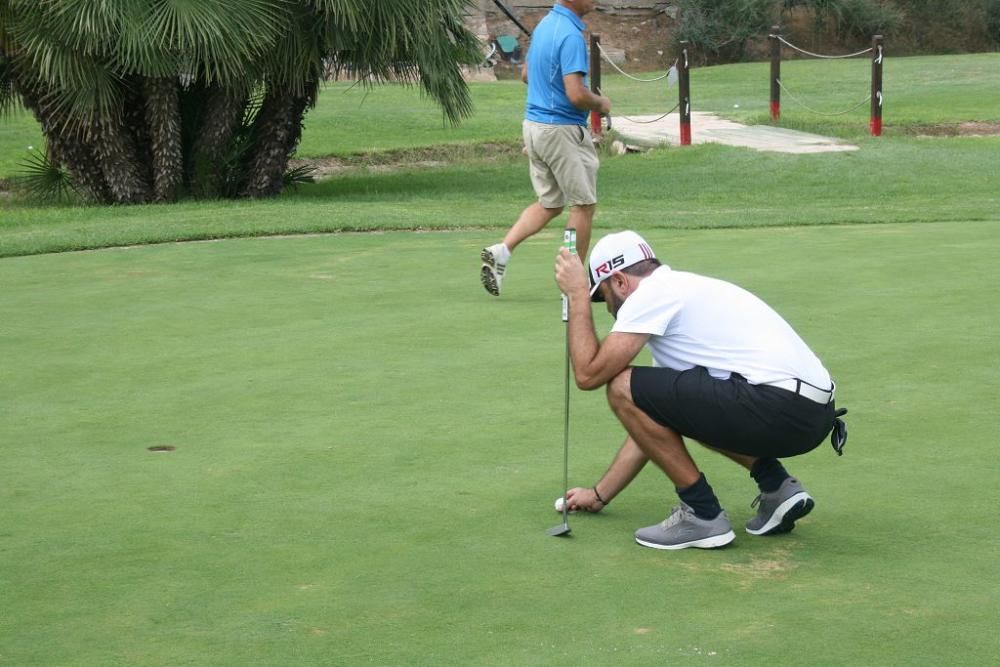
[143,76,182,202]
[123,75,154,191]
[45,128,113,202]
[92,114,153,204]
[14,73,111,202]
[239,81,317,198]
[16,65,150,204]
[189,86,245,198]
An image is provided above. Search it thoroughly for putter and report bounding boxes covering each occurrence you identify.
[547,228,576,538]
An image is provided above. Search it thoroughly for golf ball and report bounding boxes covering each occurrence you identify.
[554,496,567,512]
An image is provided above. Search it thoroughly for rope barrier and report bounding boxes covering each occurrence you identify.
[482,42,497,67]
[595,82,679,126]
[596,42,675,82]
[614,103,681,125]
[593,43,678,128]
[772,35,873,59]
[776,79,872,116]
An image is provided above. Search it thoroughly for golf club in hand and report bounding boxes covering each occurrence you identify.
[547,228,576,538]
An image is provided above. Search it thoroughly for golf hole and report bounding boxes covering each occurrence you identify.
[147,445,176,453]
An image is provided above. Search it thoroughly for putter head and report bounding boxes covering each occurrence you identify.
[546,522,572,537]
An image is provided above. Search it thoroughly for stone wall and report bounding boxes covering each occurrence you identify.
[471,1,678,74]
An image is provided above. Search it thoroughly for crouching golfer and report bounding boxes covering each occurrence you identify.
[553,231,847,550]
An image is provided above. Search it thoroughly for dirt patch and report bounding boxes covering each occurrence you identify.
[908,121,1000,137]
[716,545,799,588]
[289,141,523,179]
[583,8,679,72]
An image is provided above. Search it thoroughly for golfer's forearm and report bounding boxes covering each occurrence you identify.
[567,291,602,388]
[564,73,609,114]
[572,91,607,113]
[596,437,648,502]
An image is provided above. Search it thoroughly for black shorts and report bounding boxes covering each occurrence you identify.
[630,366,836,459]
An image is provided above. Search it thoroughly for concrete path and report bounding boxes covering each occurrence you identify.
[612,111,859,154]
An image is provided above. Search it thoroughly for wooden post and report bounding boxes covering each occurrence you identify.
[678,40,691,145]
[770,26,781,122]
[590,34,602,136]
[870,35,884,137]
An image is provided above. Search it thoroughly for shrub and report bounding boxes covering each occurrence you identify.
[674,0,780,64]
[781,0,900,41]
[984,0,1000,47]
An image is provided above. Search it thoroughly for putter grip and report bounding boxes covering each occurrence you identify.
[561,229,576,322]
[563,228,577,255]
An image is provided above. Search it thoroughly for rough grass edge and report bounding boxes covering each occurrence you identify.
[3,217,988,260]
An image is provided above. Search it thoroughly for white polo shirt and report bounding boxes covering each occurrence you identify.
[611,266,832,388]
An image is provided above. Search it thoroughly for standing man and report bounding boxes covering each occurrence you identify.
[552,231,848,550]
[480,0,611,297]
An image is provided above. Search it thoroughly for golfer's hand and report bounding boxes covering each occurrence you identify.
[565,487,605,513]
[598,95,611,116]
[554,247,589,298]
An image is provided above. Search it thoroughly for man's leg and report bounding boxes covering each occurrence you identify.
[606,370,700,489]
[624,364,819,538]
[481,203,563,297]
[706,446,791,490]
[703,446,813,536]
[606,370,735,550]
[564,203,595,262]
[502,202,564,252]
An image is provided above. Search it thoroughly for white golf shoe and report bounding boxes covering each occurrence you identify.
[480,244,507,296]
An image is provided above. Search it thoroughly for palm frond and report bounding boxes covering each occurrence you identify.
[0,55,18,116]
[314,0,480,123]
[3,0,484,202]
[282,163,316,190]
[118,0,292,85]
[15,148,81,202]
[4,6,125,124]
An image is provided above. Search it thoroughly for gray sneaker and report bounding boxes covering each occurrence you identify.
[480,246,506,296]
[745,477,814,536]
[634,503,736,550]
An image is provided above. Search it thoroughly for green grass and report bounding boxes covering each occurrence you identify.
[0,114,45,181]
[671,52,1000,133]
[3,54,998,258]
[297,79,528,156]
[2,53,998,180]
[280,52,1000,153]
[2,135,999,257]
[1,52,999,663]
[1,222,998,664]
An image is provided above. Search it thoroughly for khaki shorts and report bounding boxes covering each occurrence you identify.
[523,120,599,208]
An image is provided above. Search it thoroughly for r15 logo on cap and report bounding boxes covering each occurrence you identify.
[594,254,626,278]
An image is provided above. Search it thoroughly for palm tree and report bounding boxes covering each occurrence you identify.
[0,0,481,204]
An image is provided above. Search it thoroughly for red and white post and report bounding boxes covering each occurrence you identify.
[770,27,781,122]
[678,40,691,145]
[870,35,884,137]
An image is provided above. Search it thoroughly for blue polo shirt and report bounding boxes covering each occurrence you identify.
[525,4,589,126]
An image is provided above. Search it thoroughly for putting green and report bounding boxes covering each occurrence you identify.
[1,221,997,664]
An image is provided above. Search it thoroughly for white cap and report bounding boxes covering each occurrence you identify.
[588,231,657,302]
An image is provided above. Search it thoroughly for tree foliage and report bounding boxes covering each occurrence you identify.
[674,0,780,63]
[0,0,482,203]
[675,0,1000,64]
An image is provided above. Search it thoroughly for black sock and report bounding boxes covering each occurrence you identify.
[677,473,722,520]
[750,458,791,494]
